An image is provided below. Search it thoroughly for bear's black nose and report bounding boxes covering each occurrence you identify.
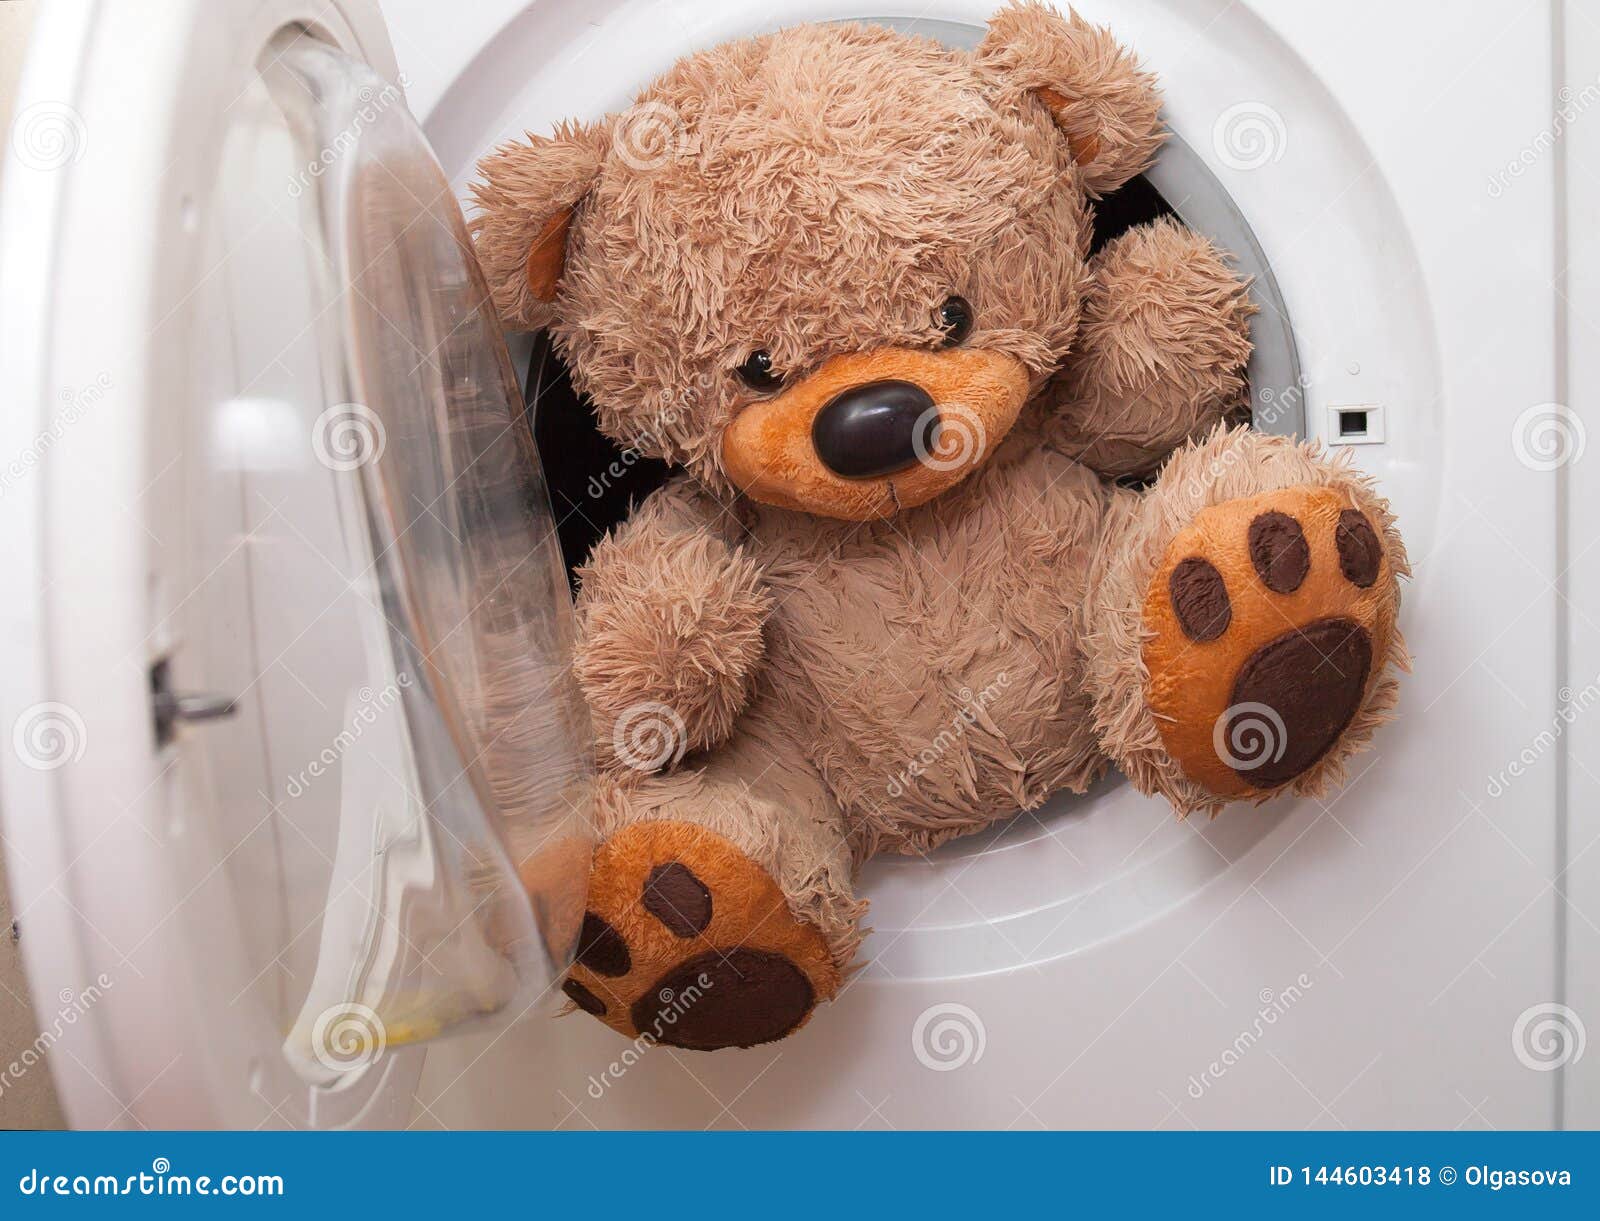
[811,380,938,479]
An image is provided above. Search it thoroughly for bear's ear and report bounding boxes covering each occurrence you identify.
[469,119,608,329]
[977,2,1164,197]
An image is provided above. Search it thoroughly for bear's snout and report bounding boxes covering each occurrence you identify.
[811,380,938,479]
[721,346,1029,520]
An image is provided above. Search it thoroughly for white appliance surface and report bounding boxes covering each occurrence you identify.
[0,0,1587,1130]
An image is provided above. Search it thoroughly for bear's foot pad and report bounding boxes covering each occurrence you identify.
[1143,485,1398,799]
[562,821,838,1049]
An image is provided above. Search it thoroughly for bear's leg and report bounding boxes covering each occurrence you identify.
[559,698,864,1049]
[1083,425,1408,813]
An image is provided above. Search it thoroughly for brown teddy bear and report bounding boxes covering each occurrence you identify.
[470,2,1407,1051]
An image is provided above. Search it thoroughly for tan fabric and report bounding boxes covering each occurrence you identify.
[574,481,772,767]
[469,13,1099,494]
[1035,87,1102,165]
[978,4,1164,197]
[721,346,1030,519]
[470,120,606,330]
[523,209,575,303]
[743,437,1112,857]
[516,831,594,968]
[588,689,866,972]
[1040,217,1256,478]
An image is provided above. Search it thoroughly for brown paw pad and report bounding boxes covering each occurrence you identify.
[559,821,838,1050]
[1144,486,1398,798]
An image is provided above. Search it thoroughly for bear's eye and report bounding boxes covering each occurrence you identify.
[735,349,784,392]
[936,296,974,346]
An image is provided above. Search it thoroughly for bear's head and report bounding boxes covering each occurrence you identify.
[471,3,1162,520]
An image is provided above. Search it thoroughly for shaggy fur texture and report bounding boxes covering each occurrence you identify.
[1041,217,1256,477]
[573,498,771,765]
[469,4,1409,1047]
[976,2,1165,196]
[472,13,1110,495]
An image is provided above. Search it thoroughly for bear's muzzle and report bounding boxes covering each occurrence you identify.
[720,347,1029,520]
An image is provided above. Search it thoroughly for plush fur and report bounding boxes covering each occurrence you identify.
[471,4,1409,1049]
[574,509,771,767]
[1041,216,1257,478]
[473,14,1100,493]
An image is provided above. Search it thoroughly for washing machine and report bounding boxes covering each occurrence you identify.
[1,0,1590,1129]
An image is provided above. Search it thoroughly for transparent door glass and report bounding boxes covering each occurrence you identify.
[191,32,591,1091]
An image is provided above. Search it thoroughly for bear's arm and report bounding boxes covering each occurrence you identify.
[1038,216,1256,479]
[573,478,772,771]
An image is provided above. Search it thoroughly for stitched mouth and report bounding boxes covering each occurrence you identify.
[720,347,1029,521]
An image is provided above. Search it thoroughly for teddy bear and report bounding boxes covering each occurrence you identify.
[469,2,1407,1051]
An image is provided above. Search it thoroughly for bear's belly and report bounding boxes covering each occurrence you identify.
[751,447,1111,853]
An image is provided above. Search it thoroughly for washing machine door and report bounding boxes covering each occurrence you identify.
[0,0,591,1128]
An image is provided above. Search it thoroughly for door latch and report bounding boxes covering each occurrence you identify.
[150,657,237,746]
